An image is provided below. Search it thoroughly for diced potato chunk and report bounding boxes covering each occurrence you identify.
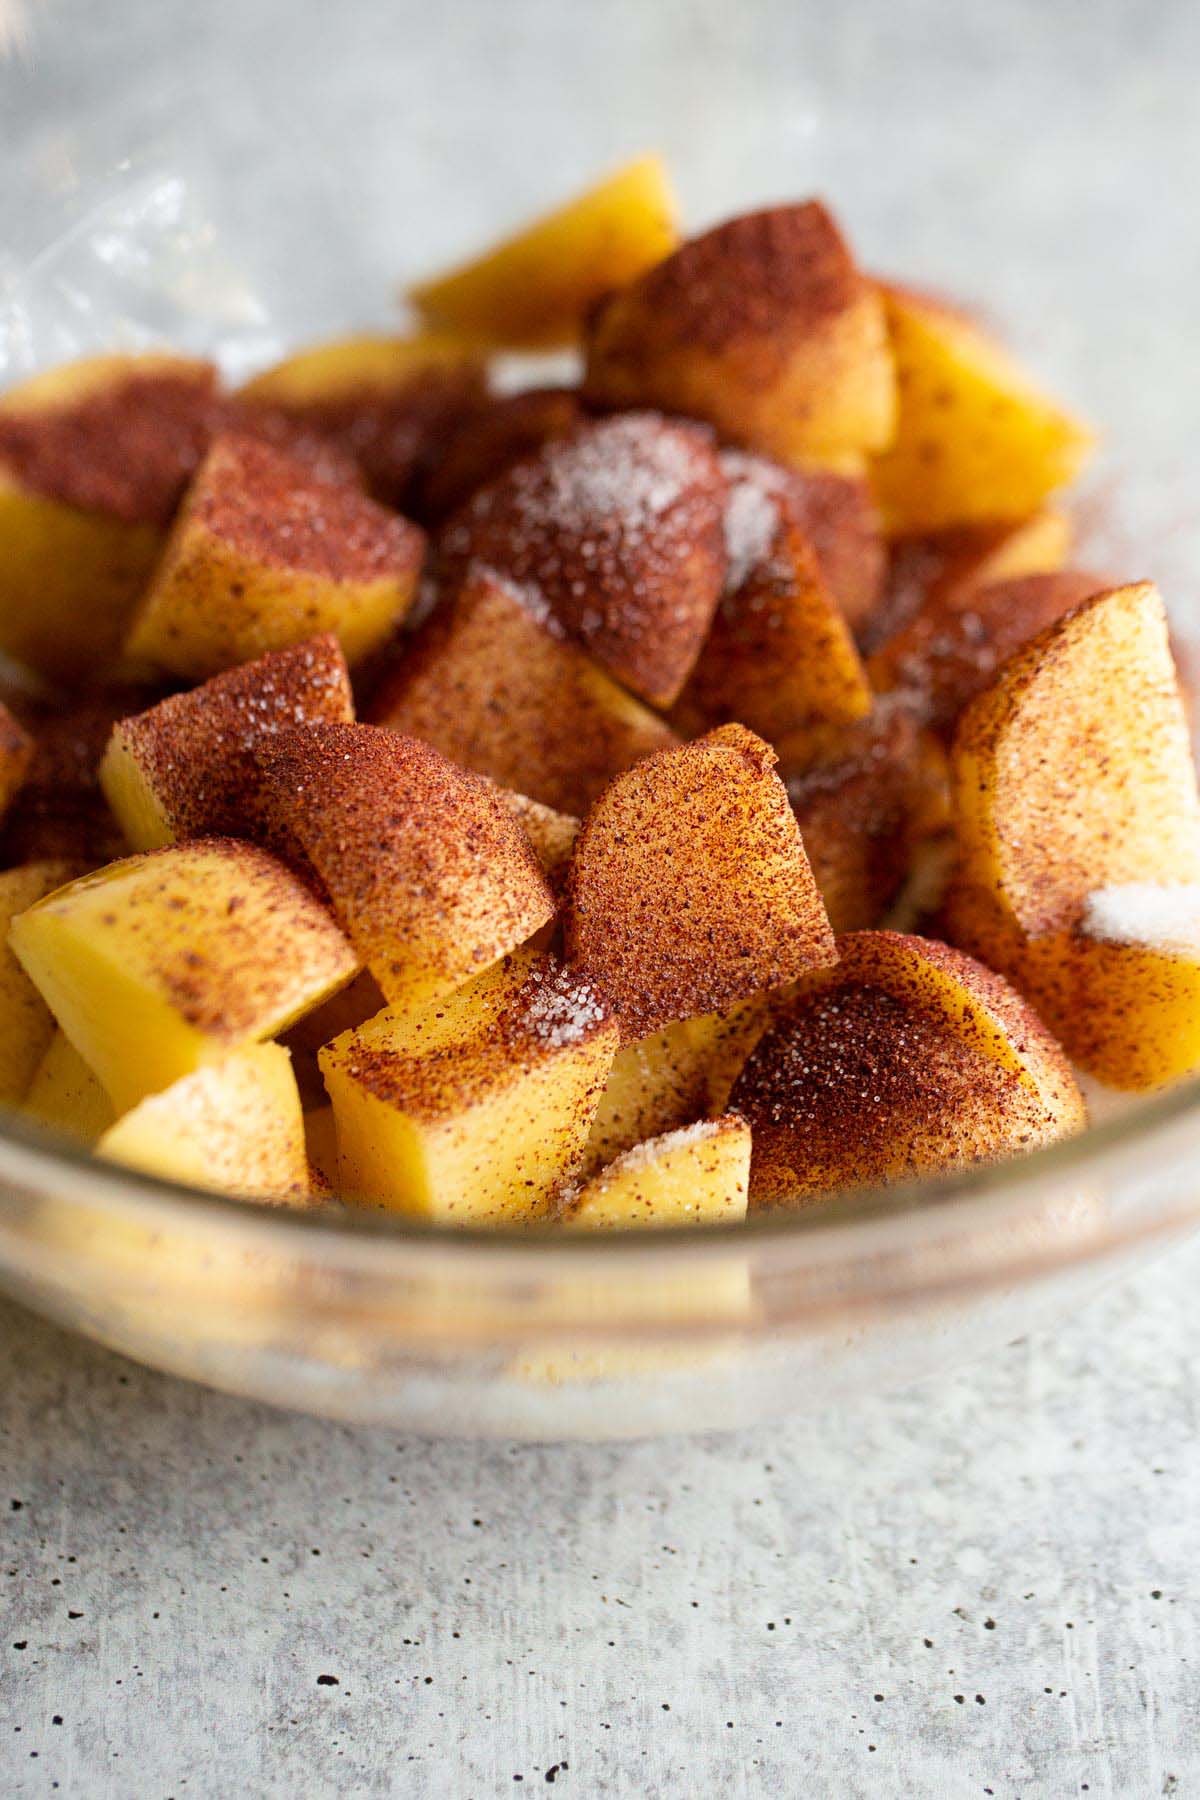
[9,838,359,1110]
[732,931,1085,1206]
[98,1043,310,1202]
[252,723,555,1010]
[370,564,678,815]
[236,333,487,510]
[0,859,80,1105]
[123,434,425,680]
[0,353,218,683]
[584,202,895,467]
[870,285,1094,534]
[945,582,1200,1087]
[565,724,836,1041]
[99,634,355,851]
[22,1030,115,1144]
[560,1115,750,1230]
[320,950,618,1223]
[409,156,679,350]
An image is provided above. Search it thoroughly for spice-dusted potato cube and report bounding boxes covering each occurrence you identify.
[252,723,555,1010]
[421,387,583,521]
[22,1030,116,1145]
[582,1000,767,1175]
[870,285,1095,534]
[560,1115,750,1230]
[99,634,355,851]
[98,1043,310,1203]
[409,155,679,351]
[565,724,836,1042]
[944,582,1200,1088]
[9,838,360,1111]
[869,568,1107,738]
[236,332,487,511]
[370,564,678,816]
[584,202,895,468]
[867,509,1073,653]
[671,456,872,744]
[0,353,219,683]
[123,434,425,680]
[320,951,618,1222]
[732,930,1085,1207]
[786,701,951,933]
[0,859,81,1106]
[717,452,886,636]
[437,413,727,708]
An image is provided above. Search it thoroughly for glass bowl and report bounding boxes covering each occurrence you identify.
[2,0,1198,1438]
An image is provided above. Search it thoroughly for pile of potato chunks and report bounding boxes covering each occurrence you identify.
[1,154,1197,1233]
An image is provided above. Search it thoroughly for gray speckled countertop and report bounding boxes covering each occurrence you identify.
[3,1240,1200,1797]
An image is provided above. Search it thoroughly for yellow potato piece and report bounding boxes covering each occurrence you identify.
[123,435,424,681]
[98,1043,310,1202]
[0,860,80,1106]
[561,1115,750,1231]
[9,838,359,1111]
[238,332,483,406]
[22,1030,116,1144]
[409,155,679,350]
[871,285,1095,534]
[952,583,1200,937]
[320,949,618,1224]
[946,583,1200,1088]
[583,1001,767,1174]
[0,352,216,684]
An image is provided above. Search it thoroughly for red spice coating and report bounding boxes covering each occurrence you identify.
[437,412,728,708]
[0,686,160,867]
[869,568,1109,737]
[731,981,1056,1208]
[420,387,584,521]
[189,433,424,584]
[564,724,837,1042]
[598,204,863,360]
[237,364,487,513]
[717,450,884,632]
[369,564,678,816]
[251,722,556,1005]
[109,635,355,839]
[0,363,221,525]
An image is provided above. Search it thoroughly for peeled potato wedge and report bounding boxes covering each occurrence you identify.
[870,285,1095,535]
[320,950,618,1223]
[584,201,896,468]
[409,155,680,351]
[9,838,359,1111]
[100,634,355,851]
[369,563,679,815]
[945,583,1200,1088]
[732,930,1085,1206]
[560,1115,751,1230]
[123,434,425,680]
[0,353,219,684]
[564,724,837,1041]
[437,412,727,708]
[252,723,555,1010]
[235,332,487,511]
[98,1042,311,1203]
[671,465,872,744]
